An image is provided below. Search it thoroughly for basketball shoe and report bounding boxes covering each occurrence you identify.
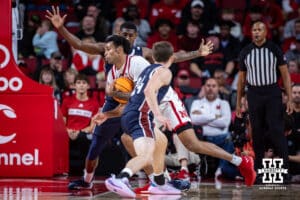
[238,156,256,186]
[105,175,136,198]
[148,183,181,195]
[68,178,93,190]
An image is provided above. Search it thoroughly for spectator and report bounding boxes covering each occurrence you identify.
[61,74,99,175]
[178,0,216,36]
[282,19,300,53]
[190,35,227,80]
[35,51,65,91]
[288,84,300,180]
[71,36,105,77]
[284,7,300,39]
[210,8,242,40]
[85,4,110,42]
[122,4,151,47]
[18,14,41,58]
[32,19,59,59]
[112,17,125,35]
[174,69,199,101]
[62,68,78,99]
[148,0,186,28]
[75,15,104,42]
[39,67,61,102]
[147,18,179,51]
[285,35,300,64]
[190,78,239,179]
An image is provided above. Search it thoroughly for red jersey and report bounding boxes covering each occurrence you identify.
[61,96,99,130]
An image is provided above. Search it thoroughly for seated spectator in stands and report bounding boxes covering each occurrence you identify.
[122,4,151,47]
[213,69,235,109]
[147,18,179,51]
[39,67,61,102]
[148,0,186,28]
[177,20,203,71]
[190,35,229,81]
[217,20,241,78]
[32,19,59,66]
[174,69,200,101]
[61,74,99,175]
[85,4,110,42]
[35,51,65,90]
[286,84,300,182]
[112,17,125,34]
[62,68,78,99]
[178,0,216,36]
[115,0,149,19]
[75,15,104,42]
[190,78,239,179]
[282,19,300,53]
[210,8,242,40]
[18,14,41,58]
[285,35,300,64]
[284,7,300,39]
[71,36,105,88]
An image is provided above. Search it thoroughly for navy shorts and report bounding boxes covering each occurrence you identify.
[87,117,123,160]
[121,110,155,140]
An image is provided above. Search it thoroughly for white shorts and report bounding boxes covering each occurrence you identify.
[158,89,191,132]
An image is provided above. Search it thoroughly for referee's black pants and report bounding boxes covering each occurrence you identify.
[247,84,289,171]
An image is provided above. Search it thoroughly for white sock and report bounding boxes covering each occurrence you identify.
[83,169,94,183]
[121,167,133,177]
[164,169,171,182]
[148,173,154,183]
[230,155,242,166]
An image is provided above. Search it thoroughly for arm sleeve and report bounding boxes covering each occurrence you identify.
[207,100,231,129]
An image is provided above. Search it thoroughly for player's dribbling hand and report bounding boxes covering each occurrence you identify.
[92,113,108,125]
[45,6,67,29]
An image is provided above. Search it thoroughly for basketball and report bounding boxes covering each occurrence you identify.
[113,76,134,104]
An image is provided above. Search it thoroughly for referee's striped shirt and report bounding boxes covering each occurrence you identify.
[238,40,286,86]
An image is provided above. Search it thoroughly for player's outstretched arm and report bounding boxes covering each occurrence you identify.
[172,39,214,63]
[46,6,105,54]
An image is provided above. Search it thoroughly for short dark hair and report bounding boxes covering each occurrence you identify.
[152,41,174,62]
[120,21,137,32]
[75,73,89,84]
[105,35,131,54]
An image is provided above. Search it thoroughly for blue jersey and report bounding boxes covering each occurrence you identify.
[123,64,170,114]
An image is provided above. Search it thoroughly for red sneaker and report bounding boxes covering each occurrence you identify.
[238,156,257,186]
[134,183,150,194]
[176,169,190,181]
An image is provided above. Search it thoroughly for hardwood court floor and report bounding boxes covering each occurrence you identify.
[0,176,299,199]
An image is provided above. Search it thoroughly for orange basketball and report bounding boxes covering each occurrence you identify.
[113,77,134,104]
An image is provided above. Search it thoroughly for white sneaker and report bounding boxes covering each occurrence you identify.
[105,175,136,198]
[148,183,181,195]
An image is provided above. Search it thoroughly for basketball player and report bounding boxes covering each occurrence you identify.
[95,42,256,198]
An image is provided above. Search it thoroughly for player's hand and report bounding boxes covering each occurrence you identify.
[45,6,67,29]
[198,39,214,56]
[286,100,294,115]
[92,113,108,125]
[156,115,172,131]
[106,82,114,96]
[235,105,242,118]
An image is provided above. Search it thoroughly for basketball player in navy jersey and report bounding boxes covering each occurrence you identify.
[46,6,213,65]
[94,42,257,197]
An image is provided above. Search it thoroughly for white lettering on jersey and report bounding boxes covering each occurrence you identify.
[68,109,92,118]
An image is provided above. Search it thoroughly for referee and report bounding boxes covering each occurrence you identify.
[236,21,294,182]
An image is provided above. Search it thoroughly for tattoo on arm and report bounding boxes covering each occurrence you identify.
[174,51,200,63]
